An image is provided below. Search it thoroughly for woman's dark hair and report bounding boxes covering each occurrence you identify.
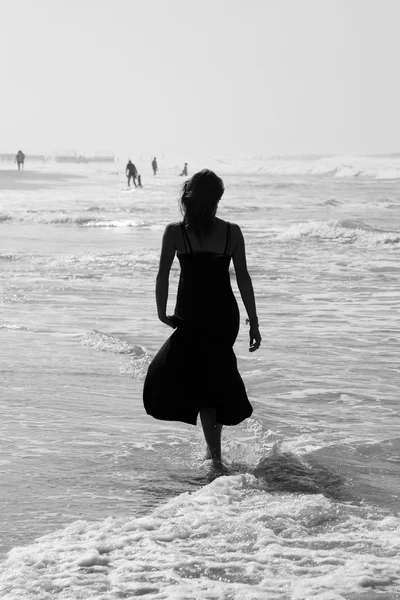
[180,169,225,239]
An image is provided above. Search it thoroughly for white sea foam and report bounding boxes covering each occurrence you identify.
[81,330,147,356]
[119,354,152,380]
[81,330,152,380]
[0,211,160,228]
[0,474,399,599]
[276,219,400,246]
[212,154,400,179]
[85,218,139,227]
[83,219,163,229]
[0,324,30,331]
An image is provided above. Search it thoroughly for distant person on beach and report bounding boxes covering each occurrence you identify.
[126,160,137,187]
[152,157,158,176]
[137,174,142,187]
[180,163,188,177]
[15,150,25,170]
[143,169,262,466]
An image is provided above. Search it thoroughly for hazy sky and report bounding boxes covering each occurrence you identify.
[2,0,400,157]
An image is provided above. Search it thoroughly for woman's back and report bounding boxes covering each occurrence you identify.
[174,219,237,326]
[174,217,235,255]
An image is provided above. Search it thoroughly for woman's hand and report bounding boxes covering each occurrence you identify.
[249,324,262,352]
[159,314,177,328]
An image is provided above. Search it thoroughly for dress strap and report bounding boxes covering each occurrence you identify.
[223,222,231,255]
[180,223,193,253]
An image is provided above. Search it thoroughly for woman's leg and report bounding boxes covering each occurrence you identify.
[200,408,223,461]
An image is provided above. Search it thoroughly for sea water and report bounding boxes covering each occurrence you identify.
[0,155,399,599]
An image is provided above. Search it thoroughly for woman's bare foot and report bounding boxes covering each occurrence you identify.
[203,447,223,463]
[203,447,212,461]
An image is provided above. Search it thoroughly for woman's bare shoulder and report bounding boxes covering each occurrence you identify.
[166,220,182,228]
[162,222,182,248]
[216,218,241,231]
[228,222,243,239]
[164,221,182,234]
[228,221,241,231]
[224,222,244,254]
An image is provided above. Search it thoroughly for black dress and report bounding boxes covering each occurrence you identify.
[143,222,253,426]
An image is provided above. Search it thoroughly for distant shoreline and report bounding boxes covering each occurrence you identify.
[0,154,115,164]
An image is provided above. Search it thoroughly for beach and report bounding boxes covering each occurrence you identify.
[0,156,400,599]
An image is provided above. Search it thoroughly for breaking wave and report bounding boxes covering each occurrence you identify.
[0,254,16,260]
[276,219,400,246]
[81,329,147,356]
[81,330,151,380]
[0,464,399,599]
[213,154,400,179]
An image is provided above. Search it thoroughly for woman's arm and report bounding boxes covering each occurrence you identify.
[156,224,176,327]
[232,224,262,352]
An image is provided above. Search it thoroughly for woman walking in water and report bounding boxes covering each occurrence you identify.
[143,169,261,465]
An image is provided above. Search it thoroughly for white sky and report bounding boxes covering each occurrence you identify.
[2,0,400,157]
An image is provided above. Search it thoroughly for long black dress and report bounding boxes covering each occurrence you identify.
[143,222,253,426]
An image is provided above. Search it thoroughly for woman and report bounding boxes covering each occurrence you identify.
[143,169,261,464]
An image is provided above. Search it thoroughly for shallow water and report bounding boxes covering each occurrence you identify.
[1,156,399,598]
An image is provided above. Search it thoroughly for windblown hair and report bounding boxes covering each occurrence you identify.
[179,169,225,239]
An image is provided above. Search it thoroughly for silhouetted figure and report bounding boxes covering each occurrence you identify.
[180,162,188,177]
[152,157,158,176]
[15,150,25,170]
[126,160,137,187]
[143,169,262,465]
[137,174,142,187]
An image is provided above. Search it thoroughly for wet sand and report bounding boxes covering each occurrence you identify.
[0,169,87,190]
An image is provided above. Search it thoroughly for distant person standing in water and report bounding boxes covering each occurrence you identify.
[180,162,188,177]
[126,160,137,187]
[137,174,142,187]
[15,150,25,170]
[152,157,158,176]
[143,169,261,466]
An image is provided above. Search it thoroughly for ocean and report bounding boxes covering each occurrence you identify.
[0,155,399,599]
